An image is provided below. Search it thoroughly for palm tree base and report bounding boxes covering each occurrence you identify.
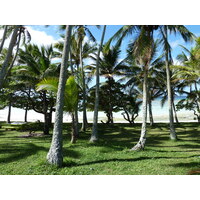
[89,135,98,143]
[46,149,63,167]
[131,141,145,151]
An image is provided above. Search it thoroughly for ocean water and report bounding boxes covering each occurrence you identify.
[0,96,196,123]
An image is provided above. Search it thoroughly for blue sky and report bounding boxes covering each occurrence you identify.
[28,25,200,63]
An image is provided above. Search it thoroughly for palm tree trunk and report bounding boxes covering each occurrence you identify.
[43,91,50,135]
[70,113,77,144]
[90,25,106,142]
[164,27,177,140]
[69,49,79,136]
[149,98,154,126]
[47,25,72,167]
[131,65,148,150]
[24,87,31,123]
[0,25,21,89]
[5,29,22,78]
[0,25,8,54]
[24,106,28,122]
[173,101,179,123]
[7,99,12,124]
[80,42,88,132]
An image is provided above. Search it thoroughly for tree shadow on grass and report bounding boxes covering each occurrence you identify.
[0,143,48,164]
[169,161,200,170]
[63,155,196,168]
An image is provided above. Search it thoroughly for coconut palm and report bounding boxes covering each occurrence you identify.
[37,76,78,143]
[0,25,22,88]
[15,43,59,134]
[54,32,97,133]
[47,25,72,167]
[90,25,106,142]
[106,25,194,144]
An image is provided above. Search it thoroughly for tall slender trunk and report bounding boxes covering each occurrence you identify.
[5,29,22,78]
[164,27,177,140]
[7,99,12,124]
[80,42,88,131]
[70,113,77,144]
[24,87,31,123]
[69,50,79,136]
[47,25,72,167]
[131,65,148,150]
[0,25,21,89]
[0,25,8,54]
[90,25,106,142]
[43,91,49,135]
[148,98,154,126]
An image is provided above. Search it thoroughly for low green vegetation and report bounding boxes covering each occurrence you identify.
[0,122,199,175]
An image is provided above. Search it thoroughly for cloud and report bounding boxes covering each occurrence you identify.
[26,26,58,46]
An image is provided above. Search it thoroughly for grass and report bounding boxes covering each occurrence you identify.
[0,122,200,175]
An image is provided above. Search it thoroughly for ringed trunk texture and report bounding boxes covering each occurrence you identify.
[90,25,106,142]
[0,25,21,89]
[131,65,148,151]
[164,27,177,140]
[47,25,72,167]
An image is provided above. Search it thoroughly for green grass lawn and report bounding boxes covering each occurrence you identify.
[0,122,200,175]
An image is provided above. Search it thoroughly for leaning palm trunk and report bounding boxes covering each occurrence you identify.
[0,25,21,89]
[164,27,177,140]
[47,25,72,167]
[80,42,88,132]
[90,25,106,142]
[5,30,22,78]
[131,65,148,150]
[0,25,8,54]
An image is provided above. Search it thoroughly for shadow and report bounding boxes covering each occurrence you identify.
[169,162,200,169]
[63,149,81,159]
[63,155,195,168]
[0,143,48,164]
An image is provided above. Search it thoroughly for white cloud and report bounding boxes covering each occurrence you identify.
[26,26,58,46]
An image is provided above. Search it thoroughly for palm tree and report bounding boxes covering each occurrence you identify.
[106,25,194,144]
[15,43,58,134]
[90,25,106,142]
[37,76,78,143]
[89,43,129,124]
[159,25,194,140]
[47,25,72,167]
[54,31,97,133]
[59,25,98,132]
[0,25,22,88]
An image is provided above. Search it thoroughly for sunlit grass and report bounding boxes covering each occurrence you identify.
[0,122,199,175]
